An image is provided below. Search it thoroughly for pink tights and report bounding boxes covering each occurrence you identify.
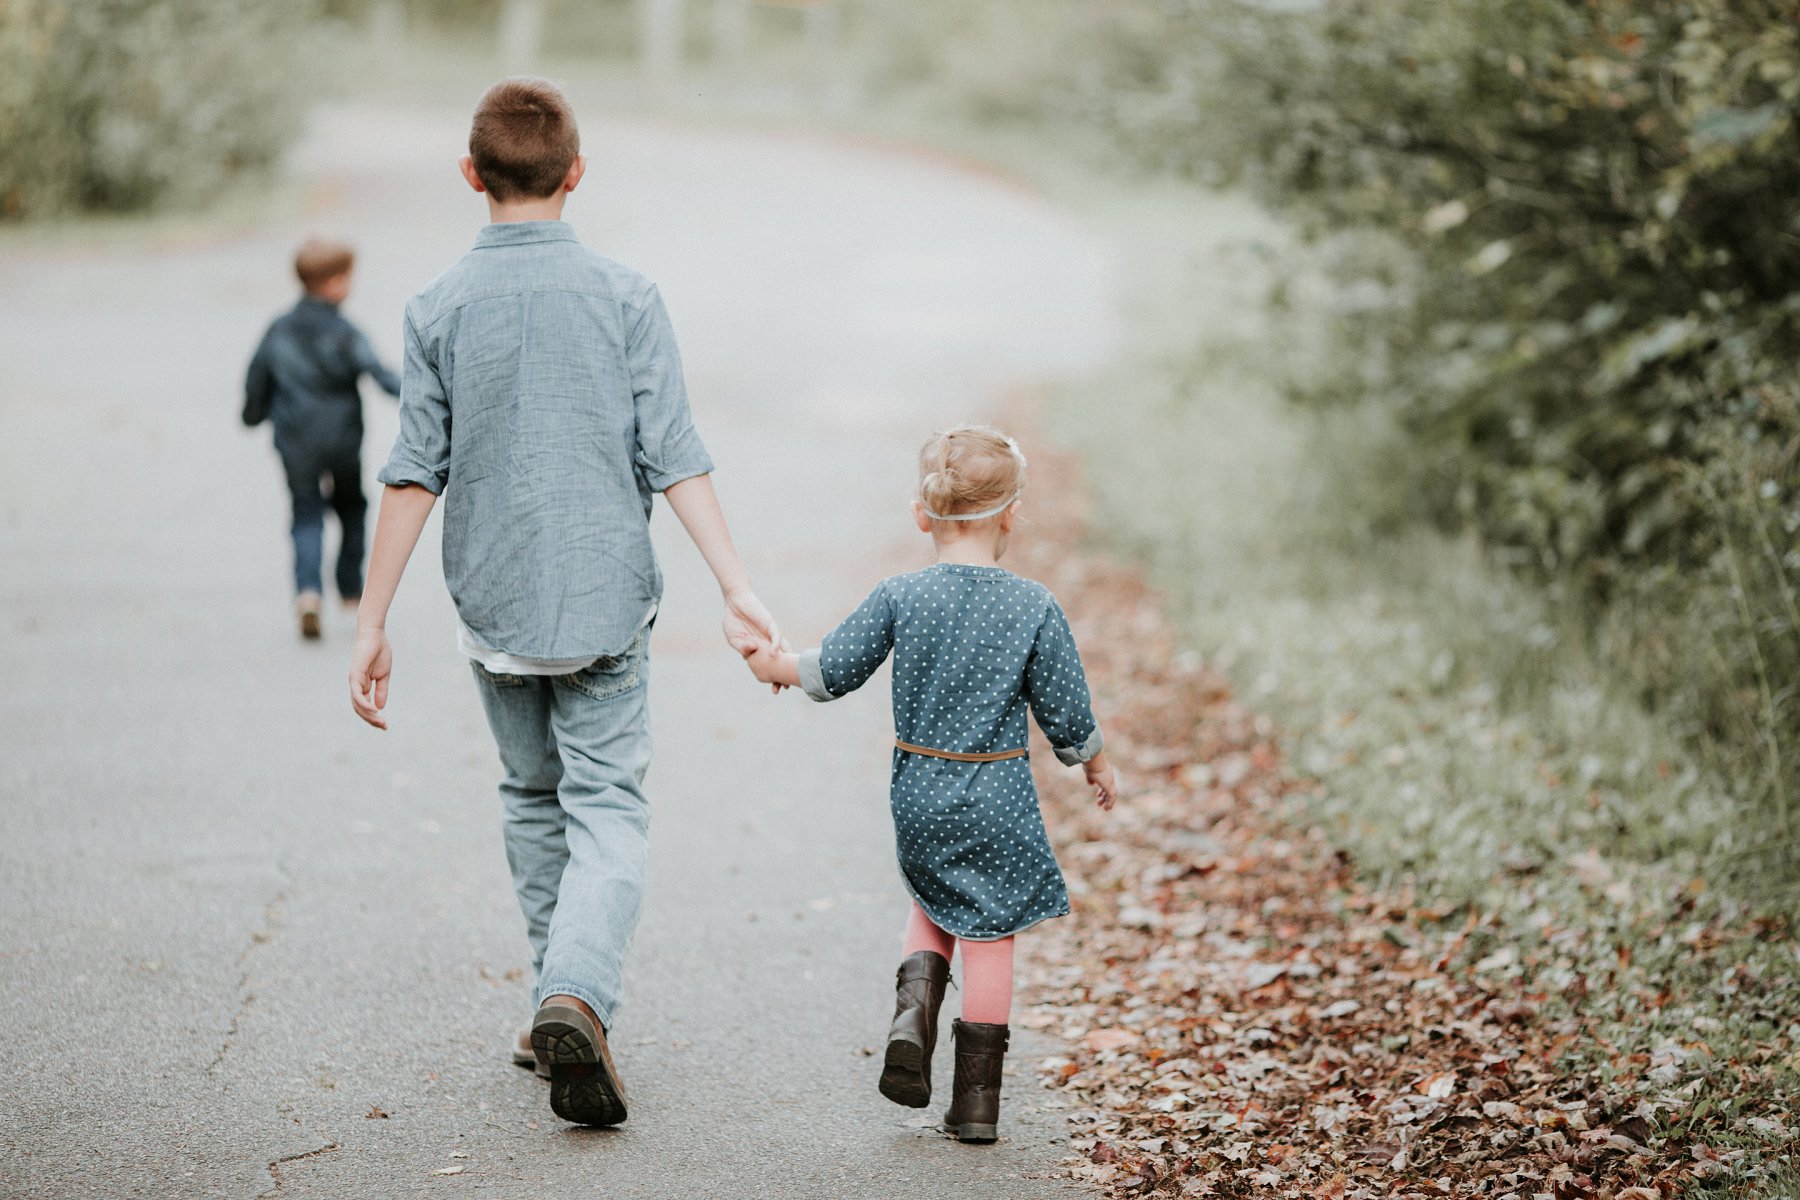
[902,902,1014,1025]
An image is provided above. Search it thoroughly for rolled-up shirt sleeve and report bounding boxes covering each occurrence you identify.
[797,648,833,703]
[628,284,714,492]
[378,306,452,494]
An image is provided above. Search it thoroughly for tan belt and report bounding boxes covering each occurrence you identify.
[895,739,1028,763]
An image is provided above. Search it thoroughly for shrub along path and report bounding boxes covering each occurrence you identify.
[1010,430,1800,1200]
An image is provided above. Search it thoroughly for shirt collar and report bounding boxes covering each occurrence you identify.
[473,220,579,249]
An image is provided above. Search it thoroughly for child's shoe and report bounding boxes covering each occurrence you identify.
[878,950,950,1107]
[296,591,323,640]
[532,994,628,1126]
[942,1019,1009,1143]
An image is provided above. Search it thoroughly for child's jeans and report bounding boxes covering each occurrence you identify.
[468,626,653,1031]
[282,445,366,598]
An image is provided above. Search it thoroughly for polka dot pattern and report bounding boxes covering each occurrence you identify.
[817,563,1102,940]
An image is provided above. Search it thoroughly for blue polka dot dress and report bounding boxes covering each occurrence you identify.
[796,564,1104,940]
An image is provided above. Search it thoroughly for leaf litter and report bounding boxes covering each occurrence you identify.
[1008,432,1800,1198]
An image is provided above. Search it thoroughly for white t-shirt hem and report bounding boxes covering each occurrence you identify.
[460,604,656,676]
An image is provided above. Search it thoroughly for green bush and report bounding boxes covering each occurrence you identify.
[0,0,312,219]
[1193,0,1800,847]
[858,0,1800,865]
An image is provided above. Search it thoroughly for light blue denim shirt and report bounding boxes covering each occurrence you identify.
[378,221,714,659]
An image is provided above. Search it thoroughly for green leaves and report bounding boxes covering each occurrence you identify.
[0,1,311,219]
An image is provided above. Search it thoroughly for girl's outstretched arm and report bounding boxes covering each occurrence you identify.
[797,582,896,703]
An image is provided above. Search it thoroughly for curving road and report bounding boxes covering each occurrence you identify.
[0,94,1114,1198]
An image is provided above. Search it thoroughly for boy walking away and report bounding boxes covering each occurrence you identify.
[243,239,401,638]
[346,78,782,1128]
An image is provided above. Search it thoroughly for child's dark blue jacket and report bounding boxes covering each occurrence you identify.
[242,296,399,460]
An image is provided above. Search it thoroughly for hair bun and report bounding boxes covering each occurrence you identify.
[916,424,1027,520]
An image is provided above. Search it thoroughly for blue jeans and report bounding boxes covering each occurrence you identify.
[282,444,366,598]
[469,626,653,1029]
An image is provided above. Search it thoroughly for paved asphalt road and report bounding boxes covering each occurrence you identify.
[0,96,1114,1198]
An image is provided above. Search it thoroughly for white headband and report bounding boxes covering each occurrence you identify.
[920,434,1026,522]
[922,492,1019,522]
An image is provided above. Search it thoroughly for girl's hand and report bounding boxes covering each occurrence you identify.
[743,640,777,684]
[742,640,803,690]
[1084,752,1118,811]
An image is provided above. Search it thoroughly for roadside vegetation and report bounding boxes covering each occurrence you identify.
[0,1,319,219]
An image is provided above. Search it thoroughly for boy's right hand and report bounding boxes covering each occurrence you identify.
[348,628,393,730]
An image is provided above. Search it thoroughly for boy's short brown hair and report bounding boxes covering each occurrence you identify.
[294,238,354,292]
[469,77,580,202]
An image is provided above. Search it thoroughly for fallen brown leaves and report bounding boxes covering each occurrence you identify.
[1009,439,1795,1199]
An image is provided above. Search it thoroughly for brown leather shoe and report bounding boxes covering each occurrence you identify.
[878,950,950,1107]
[532,994,627,1126]
[942,1019,1009,1143]
[512,1027,550,1079]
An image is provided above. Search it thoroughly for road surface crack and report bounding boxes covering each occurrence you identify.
[205,878,288,1078]
[259,1136,339,1196]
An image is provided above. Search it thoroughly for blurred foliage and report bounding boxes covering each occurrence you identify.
[860,0,1800,857]
[325,0,641,59]
[0,0,312,218]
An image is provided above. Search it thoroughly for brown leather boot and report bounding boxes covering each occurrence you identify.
[942,1019,1009,1143]
[877,950,950,1108]
[532,994,628,1126]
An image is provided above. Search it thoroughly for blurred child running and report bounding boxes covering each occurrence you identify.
[242,238,400,638]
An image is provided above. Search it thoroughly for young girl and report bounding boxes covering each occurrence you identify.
[744,425,1117,1143]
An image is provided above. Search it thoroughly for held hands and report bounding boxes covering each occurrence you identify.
[742,638,800,688]
[1085,750,1119,811]
[722,587,791,694]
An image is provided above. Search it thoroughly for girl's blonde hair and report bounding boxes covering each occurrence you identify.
[917,425,1028,522]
